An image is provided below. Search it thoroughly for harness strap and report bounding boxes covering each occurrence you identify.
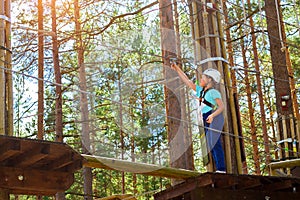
[199,88,216,109]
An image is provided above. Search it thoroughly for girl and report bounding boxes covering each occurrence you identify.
[170,64,226,173]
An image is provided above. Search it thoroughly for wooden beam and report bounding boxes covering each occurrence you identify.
[97,194,136,200]
[188,187,300,200]
[269,159,300,170]
[235,178,261,190]
[82,154,201,179]
[45,152,75,170]
[0,166,74,195]
[6,143,50,168]
[0,140,20,162]
[262,180,293,191]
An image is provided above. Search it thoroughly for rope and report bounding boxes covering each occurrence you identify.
[274,0,285,51]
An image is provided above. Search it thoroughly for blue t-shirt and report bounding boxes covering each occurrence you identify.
[196,85,222,114]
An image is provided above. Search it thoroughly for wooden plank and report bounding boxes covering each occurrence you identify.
[206,173,238,189]
[44,151,75,170]
[0,166,74,195]
[0,139,20,162]
[235,177,262,190]
[188,187,300,200]
[154,175,214,200]
[154,181,198,200]
[82,154,201,179]
[262,180,293,191]
[61,158,83,173]
[97,194,136,200]
[8,143,50,168]
[269,159,300,170]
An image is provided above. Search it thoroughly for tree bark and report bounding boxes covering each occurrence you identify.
[0,0,6,135]
[51,0,64,199]
[37,0,44,140]
[0,0,9,198]
[51,0,63,143]
[173,0,194,171]
[247,0,270,171]
[221,0,246,174]
[265,0,294,160]
[74,0,93,199]
[5,0,12,136]
[159,0,193,185]
[241,38,260,175]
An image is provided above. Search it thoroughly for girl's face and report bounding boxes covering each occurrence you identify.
[200,75,210,87]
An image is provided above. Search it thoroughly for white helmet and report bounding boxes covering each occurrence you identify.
[203,68,221,83]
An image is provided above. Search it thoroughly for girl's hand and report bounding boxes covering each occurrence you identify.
[170,63,178,71]
[206,114,214,123]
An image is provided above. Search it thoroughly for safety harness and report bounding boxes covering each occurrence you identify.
[199,88,217,110]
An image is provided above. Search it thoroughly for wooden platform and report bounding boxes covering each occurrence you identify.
[82,154,201,179]
[0,135,83,195]
[154,172,300,200]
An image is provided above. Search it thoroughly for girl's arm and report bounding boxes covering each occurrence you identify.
[171,63,196,91]
[206,98,224,123]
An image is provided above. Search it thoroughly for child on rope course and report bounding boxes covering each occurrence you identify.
[170,63,226,173]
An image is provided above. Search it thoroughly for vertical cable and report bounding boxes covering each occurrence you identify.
[274,0,285,50]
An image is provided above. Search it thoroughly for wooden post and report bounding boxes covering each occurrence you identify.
[0,0,9,198]
[276,118,283,161]
[281,18,300,151]
[219,0,243,174]
[289,114,297,157]
[220,0,241,174]
[0,0,5,135]
[212,0,233,174]
[5,0,12,136]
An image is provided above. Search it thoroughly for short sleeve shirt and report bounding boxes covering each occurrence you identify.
[196,85,222,114]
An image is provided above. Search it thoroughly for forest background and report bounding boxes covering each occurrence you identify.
[9,0,300,199]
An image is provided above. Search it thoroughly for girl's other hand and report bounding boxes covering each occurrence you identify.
[206,115,214,123]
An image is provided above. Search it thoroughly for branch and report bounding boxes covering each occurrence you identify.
[99,1,159,34]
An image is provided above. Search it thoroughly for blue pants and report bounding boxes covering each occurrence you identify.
[203,111,226,171]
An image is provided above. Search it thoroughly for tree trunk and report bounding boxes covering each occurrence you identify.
[51,0,64,199]
[173,0,194,171]
[5,0,12,136]
[37,0,44,140]
[51,0,63,143]
[0,0,9,198]
[247,0,270,171]
[117,68,125,194]
[0,0,6,135]
[221,0,246,174]
[265,0,294,161]
[74,0,93,199]
[241,38,260,175]
[159,0,193,185]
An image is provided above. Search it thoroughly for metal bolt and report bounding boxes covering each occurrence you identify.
[18,175,24,181]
